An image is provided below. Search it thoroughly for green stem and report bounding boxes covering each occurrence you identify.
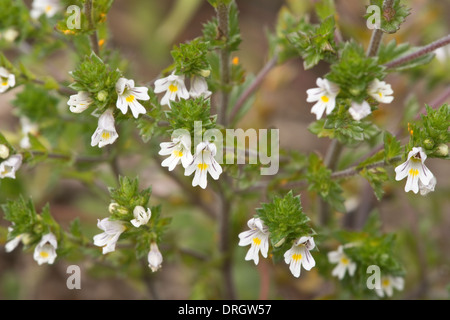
[217,3,231,126]
[85,0,100,56]
[366,0,394,57]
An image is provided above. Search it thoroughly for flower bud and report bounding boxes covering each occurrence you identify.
[199,69,211,78]
[21,233,32,245]
[274,237,285,248]
[97,90,108,102]
[108,202,129,215]
[436,144,448,157]
[0,144,10,159]
[423,139,434,149]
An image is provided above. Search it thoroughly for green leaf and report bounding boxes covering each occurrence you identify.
[360,167,389,200]
[383,131,401,161]
[171,38,211,77]
[366,0,411,34]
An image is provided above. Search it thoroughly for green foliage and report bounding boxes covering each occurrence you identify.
[314,0,336,21]
[108,176,152,221]
[256,191,313,252]
[327,41,385,103]
[408,104,450,159]
[306,153,345,213]
[309,109,381,145]
[69,52,122,113]
[12,84,59,121]
[171,39,211,77]
[0,0,33,46]
[287,16,338,70]
[165,97,217,135]
[202,2,241,52]
[366,0,410,34]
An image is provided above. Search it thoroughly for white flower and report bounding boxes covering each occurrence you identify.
[0,154,22,179]
[68,91,94,113]
[184,142,222,189]
[368,79,394,104]
[327,245,357,280]
[90,109,119,148]
[349,100,371,121]
[0,144,9,159]
[306,78,340,120]
[419,175,436,196]
[33,233,58,265]
[5,226,23,253]
[395,147,434,194]
[0,67,15,93]
[148,242,163,272]
[93,218,126,254]
[154,72,189,107]
[375,275,404,298]
[189,75,212,99]
[284,236,316,278]
[20,117,39,149]
[238,217,270,265]
[30,0,60,19]
[159,133,193,171]
[130,206,151,228]
[115,77,149,118]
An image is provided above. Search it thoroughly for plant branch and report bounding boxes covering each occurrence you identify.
[85,0,100,56]
[28,150,108,164]
[366,0,394,57]
[229,54,279,124]
[384,34,450,69]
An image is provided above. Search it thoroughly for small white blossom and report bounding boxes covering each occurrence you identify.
[159,133,193,171]
[33,233,58,265]
[375,275,404,298]
[148,242,163,272]
[395,147,434,194]
[130,206,151,228]
[349,100,371,121]
[154,72,189,107]
[184,142,222,189]
[284,236,316,278]
[435,45,450,63]
[91,109,119,148]
[93,218,126,254]
[5,226,23,253]
[306,78,340,120]
[0,154,22,179]
[368,79,394,104]
[115,77,149,118]
[30,0,60,19]
[238,217,270,265]
[0,67,15,93]
[327,245,357,280]
[20,117,39,149]
[189,75,211,99]
[68,91,94,113]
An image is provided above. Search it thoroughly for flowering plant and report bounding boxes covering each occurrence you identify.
[0,0,449,300]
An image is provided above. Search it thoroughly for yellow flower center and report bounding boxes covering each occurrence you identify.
[40,251,49,258]
[169,84,178,93]
[321,96,329,103]
[1,81,7,86]
[340,257,349,265]
[409,168,419,177]
[382,279,390,287]
[126,95,135,103]
[173,150,183,157]
[292,253,302,261]
[197,163,208,170]
[252,237,261,246]
[378,92,383,98]
[101,131,111,140]
[45,5,52,13]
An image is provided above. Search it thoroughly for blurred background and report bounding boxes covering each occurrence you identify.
[0,0,449,299]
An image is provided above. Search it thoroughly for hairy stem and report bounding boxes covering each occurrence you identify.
[229,54,279,124]
[384,34,450,69]
[366,0,394,57]
[217,3,231,126]
[28,150,108,164]
[85,0,100,56]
